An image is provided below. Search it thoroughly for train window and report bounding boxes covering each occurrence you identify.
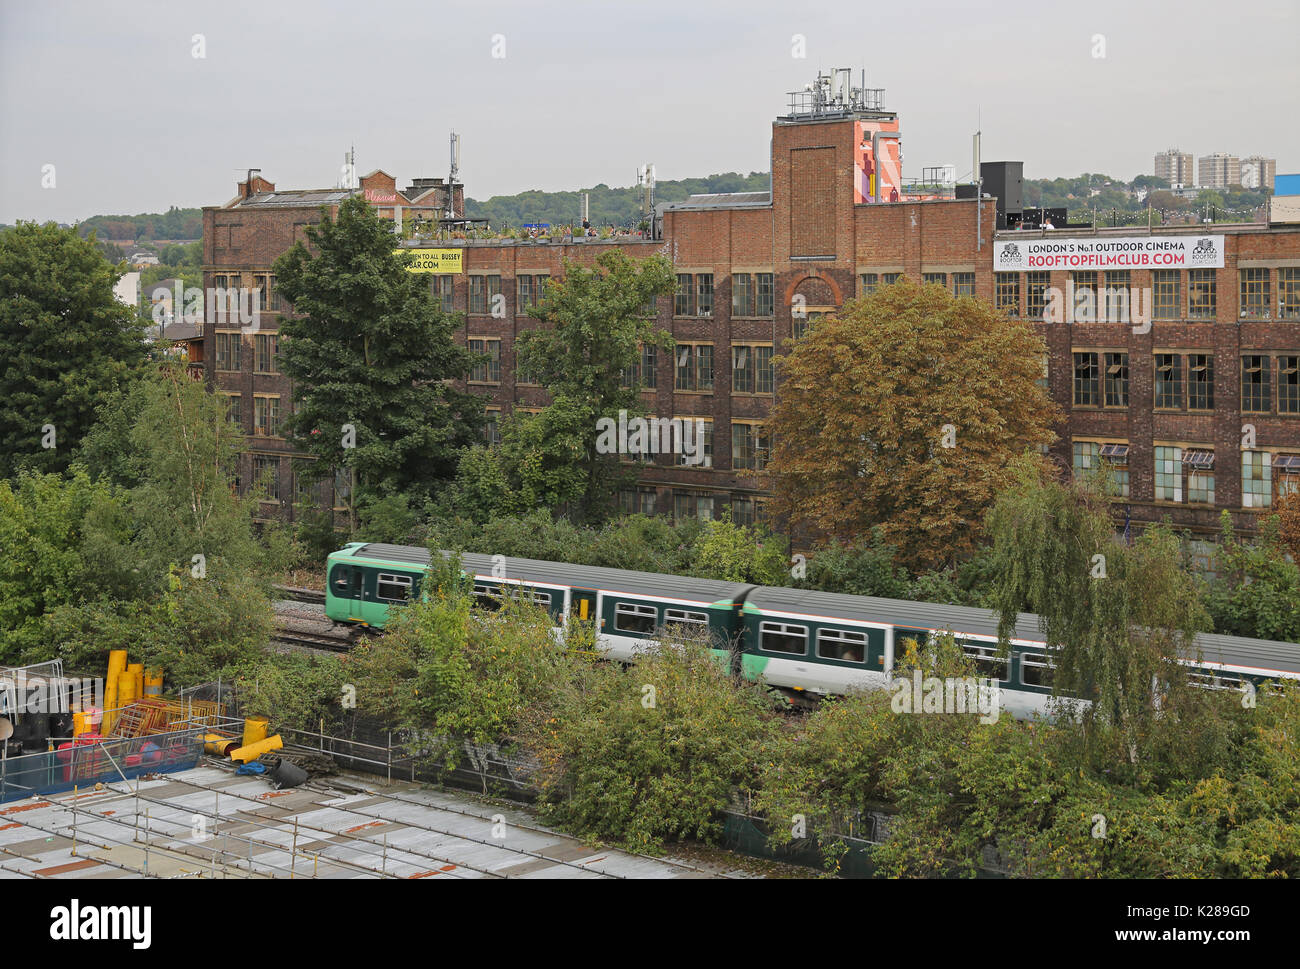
[961,641,1008,681]
[473,582,503,611]
[664,608,708,626]
[615,602,658,634]
[1188,670,1242,692]
[816,628,867,663]
[376,573,413,603]
[760,621,808,656]
[1019,653,1056,687]
[330,566,352,595]
[527,589,553,607]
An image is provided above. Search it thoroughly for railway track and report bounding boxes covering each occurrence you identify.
[273,584,326,605]
[271,626,353,652]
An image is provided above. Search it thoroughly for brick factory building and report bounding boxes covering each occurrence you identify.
[202,74,1300,553]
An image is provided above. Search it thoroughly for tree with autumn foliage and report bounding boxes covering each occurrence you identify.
[767,277,1059,571]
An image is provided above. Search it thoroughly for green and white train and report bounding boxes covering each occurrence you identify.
[325,542,1300,718]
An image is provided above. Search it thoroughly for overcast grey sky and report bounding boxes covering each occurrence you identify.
[2,0,1297,225]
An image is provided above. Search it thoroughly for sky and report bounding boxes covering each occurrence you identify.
[2,0,1297,225]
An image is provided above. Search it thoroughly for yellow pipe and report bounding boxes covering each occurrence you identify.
[228,734,283,763]
[143,669,163,697]
[127,663,144,702]
[104,650,127,733]
[203,734,240,756]
[242,716,269,748]
[73,711,91,737]
[117,670,137,707]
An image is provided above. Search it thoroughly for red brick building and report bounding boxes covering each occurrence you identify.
[202,84,1300,551]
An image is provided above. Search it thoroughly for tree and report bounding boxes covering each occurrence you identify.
[1205,510,1300,643]
[0,222,147,477]
[273,195,483,526]
[767,277,1059,571]
[985,457,1210,767]
[507,249,676,521]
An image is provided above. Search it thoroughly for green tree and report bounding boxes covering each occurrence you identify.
[273,195,483,527]
[0,222,147,477]
[985,457,1210,766]
[1205,510,1300,642]
[507,249,676,521]
[768,277,1059,571]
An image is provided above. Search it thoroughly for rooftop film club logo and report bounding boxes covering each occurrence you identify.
[997,242,1021,266]
[595,410,709,465]
[1190,237,1219,265]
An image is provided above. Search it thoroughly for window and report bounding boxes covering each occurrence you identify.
[295,471,323,507]
[254,333,279,374]
[622,344,658,390]
[1103,270,1131,324]
[860,273,879,296]
[1020,653,1055,688]
[1189,354,1214,410]
[995,273,1020,317]
[1072,441,1099,479]
[792,310,826,341]
[1185,449,1215,504]
[216,332,242,371]
[223,393,243,427]
[1280,268,1300,320]
[333,467,353,509]
[922,272,947,287]
[696,274,713,316]
[254,273,270,311]
[485,409,501,446]
[1155,354,1183,409]
[1242,451,1271,509]
[1152,270,1180,320]
[664,608,708,626]
[732,274,754,316]
[756,273,774,317]
[1279,356,1299,413]
[620,487,656,516]
[881,273,902,286]
[1276,454,1300,500]
[962,642,1008,681]
[674,274,694,317]
[1239,268,1270,320]
[253,396,281,437]
[1103,352,1128,407]
[1071,271,1097,323]
[675,343,713,392]
[1026,271,1051,319]
[760,621,807,656]
[1188,269,1216,320]
[732,344,774,395]
[252,455,280,500]
[1073,352,1099,406]
[1241,355,1271,412]
[676,418,712,468]
[732,422,770,471]
[1155,446,1182,502]
[516,274,531,309]
[432,276,454,312]
[469,275,500,315]
[1037,353,1050,393]
[817,627,868,663]
[473,581,504,611]
[376,573,413,603]
[673,491,716,521]
[952,272,975,297]
[614,602,658,635]
[468,338,501,383]
[731,496,760,525]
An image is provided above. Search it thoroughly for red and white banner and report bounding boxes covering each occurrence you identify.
[994,234,1224,271]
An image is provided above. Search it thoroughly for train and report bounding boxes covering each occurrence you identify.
[325,542,1300,719]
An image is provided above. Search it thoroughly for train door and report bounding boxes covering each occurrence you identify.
[570,588,597,624]
[330,563,365,621]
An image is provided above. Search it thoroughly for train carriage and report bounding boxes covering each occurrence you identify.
[325,543,1300,717]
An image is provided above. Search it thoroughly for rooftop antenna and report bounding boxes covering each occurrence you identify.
[448,132,461,219]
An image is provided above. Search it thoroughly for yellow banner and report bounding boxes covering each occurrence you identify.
[397,248,463,273]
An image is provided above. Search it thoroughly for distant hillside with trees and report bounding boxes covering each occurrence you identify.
[463,172,771,228]
[78,206,203,242]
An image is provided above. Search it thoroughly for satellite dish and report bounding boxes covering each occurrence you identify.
[0,717,13,741]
